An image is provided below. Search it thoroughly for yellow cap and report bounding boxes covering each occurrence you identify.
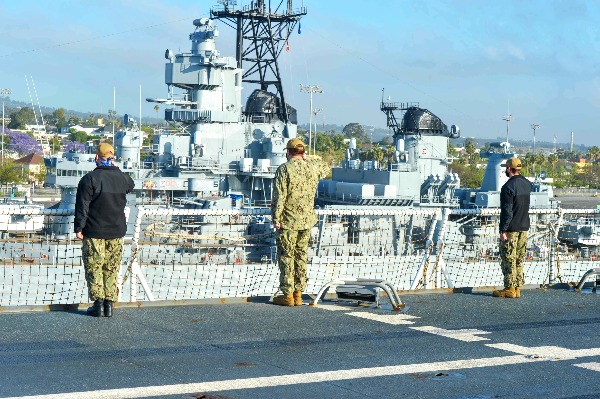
[506,157,522,170]
[285,138,305,150]
[97,143,114,158]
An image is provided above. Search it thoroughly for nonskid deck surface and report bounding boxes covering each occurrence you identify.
[1,289,599,399]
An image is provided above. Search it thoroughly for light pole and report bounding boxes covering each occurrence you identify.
[1,88,10,166]
[531,124,539,153]
[502,113,512,146]
[300,84,322,155]
[312,108,322,154]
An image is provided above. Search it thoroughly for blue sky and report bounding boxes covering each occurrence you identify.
[1,0,599,147]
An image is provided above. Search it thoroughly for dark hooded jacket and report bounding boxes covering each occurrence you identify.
[74,166,135,239]
[499,174,532,233]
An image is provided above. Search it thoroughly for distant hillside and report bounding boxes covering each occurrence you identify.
[3,98,163,125]
[4,98,91,121]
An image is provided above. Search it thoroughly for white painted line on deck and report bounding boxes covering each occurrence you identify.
[573,362,600,372]
[486,343,600,360]
[0,354,548,399]
[347,311,420,325]
[410,326,491,342]
[313,303,359,311]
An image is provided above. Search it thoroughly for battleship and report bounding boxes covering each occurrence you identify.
[0,0,599,308]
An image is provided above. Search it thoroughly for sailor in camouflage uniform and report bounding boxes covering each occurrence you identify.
[494,157,532,298]
[74,143,135,317]
[271,138,328,306]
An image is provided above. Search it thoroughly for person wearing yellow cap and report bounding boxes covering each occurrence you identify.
[494,157,532,298]
[271,138,328,306]
[74,142,135,316]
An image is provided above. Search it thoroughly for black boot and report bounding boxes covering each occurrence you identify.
[103,300,113,317]
[87,299,104,317]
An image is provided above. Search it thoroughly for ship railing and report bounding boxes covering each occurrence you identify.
[2,206,600,307]
[179,158,239,174]
[389,163,414,172]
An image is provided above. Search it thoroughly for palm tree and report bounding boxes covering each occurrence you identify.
[587,146,600,163]
[534,153,546,175]
[372,145,384,165]
[523,153,535,176]
[547,153,558,176]
[385,144,395,167]
[154,105,160,124]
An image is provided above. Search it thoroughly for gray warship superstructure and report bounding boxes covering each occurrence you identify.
[317,100,461,207]
[44,1,306,238]
[454,141,556,209]
[47,2,306,204]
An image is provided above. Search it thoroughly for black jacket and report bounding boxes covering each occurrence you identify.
[74,166,135,239]
[499,174,532,233]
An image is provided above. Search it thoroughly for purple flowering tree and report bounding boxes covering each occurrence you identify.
[64,141,85,153]
[6,129,43,156]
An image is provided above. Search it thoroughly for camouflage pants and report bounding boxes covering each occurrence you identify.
[277,229,311,295]
[82,237,123,302]
[499,231,527,288]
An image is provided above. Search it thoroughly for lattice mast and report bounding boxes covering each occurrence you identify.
[210,0,306,123]
[380,89,420,141]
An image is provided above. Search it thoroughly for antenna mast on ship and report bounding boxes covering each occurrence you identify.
[210,0,306,123]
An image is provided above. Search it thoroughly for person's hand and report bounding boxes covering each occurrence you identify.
[76,232,84,240]
[274,223,281,230]
[302,153,307,160]
[500,232,509,242]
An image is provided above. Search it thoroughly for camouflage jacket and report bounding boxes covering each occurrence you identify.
[272,156,328,230]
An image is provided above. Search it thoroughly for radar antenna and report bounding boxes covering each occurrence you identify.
[380,89,457,140]
[211,0,306,123]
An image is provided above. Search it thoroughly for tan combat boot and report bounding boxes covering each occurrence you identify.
[273,295,294,306]
[293,291,303,306]
[492,287,517,298]
[515,287,521,298]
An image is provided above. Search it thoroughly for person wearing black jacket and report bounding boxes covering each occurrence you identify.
[493,157,532,298]
[74,143,135,317]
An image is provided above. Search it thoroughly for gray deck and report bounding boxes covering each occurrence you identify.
[1,288,600,399]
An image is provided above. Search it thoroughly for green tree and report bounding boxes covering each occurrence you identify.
[384,144,395,166]
[342,123,367,141]
[331,134,347,151]
[0,159,25,187]
[52,108,67,129]
[83,114,97,127]
[449,161,485,188]
[34,163,47,185]
[68,115,82,126]
[154,105,160,123]
[587,146,600,163]
[372,145,384,164]
[314,132,332,153]
[448,141,458,158]
[50,137,61,153]
[533,153,546,175]
[70,130,88,144]
[7,107,35,129]
[464,139,478,164]
[523,153,535,176]
[547,153,558,176]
